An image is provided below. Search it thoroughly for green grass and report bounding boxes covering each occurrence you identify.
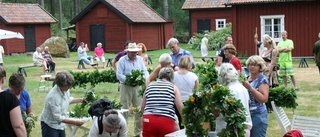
[3,44,319,137]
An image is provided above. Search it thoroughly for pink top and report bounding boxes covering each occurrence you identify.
[94,47,104,57]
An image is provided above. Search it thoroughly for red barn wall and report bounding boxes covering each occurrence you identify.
[131,24,162,51]
[75,2,127,53]
[190,8,232,35]
[0,24,51,54]
[232,1,320,56]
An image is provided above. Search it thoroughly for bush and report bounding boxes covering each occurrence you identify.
[190,23,232,51]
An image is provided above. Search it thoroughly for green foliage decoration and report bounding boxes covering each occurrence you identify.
[193,59,219,90]
[266,86,298,110]
[210,85,246,137]
[125,70,145,87]
[69,69,118,89]
[23,112,38,137]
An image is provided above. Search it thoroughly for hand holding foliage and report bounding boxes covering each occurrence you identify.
[125,70,145,87]
[23,112,38,137]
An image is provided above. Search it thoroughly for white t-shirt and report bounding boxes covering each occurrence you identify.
[258,42,267,56]
[0,45,4,63]
[173,71,198,101]
[88,113,128,137]
[33,51,42,62]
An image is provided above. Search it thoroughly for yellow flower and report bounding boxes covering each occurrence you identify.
[190,96,195,102]
[226,131,231,136]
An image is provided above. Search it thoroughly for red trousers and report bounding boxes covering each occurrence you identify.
[142,115,175,137]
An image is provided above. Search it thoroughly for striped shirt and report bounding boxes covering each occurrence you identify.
[143,80,176,120]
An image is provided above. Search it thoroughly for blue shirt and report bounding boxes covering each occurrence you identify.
[116,55,148,84]
[4,88,31,112]
[170,48,195,67]
[248,74,269,114]
[77,47,87,59]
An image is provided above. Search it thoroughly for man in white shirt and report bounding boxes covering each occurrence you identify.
[33,47,48,74]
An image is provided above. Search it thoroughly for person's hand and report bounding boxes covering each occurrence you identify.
[242,80,252,90]
[254,33,258,39]
[74,120,85,126]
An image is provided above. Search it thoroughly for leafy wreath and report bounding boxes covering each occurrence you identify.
[183,60,246,136]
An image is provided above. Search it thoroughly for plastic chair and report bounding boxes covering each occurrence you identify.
[271,101,291,134]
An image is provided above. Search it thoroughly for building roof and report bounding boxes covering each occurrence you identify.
[182,0,227,10]
[70,0,166,24]
[0,3,57,24]
[226,0,313,5]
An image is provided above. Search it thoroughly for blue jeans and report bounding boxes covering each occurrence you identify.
[250,110,268,137]
[41,121,66,137]
[80,56,93,65]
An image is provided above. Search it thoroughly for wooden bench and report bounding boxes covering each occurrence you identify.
[292,56,314,68]
[72,60,85,69]
[17,65,36,77]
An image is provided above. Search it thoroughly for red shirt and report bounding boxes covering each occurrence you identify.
[230,57,242,72]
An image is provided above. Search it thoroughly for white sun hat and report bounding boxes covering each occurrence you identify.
[125,42,141,52]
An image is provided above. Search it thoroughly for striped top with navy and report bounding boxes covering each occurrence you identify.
[143,80,176,120]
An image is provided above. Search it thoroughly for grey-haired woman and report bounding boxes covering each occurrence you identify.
[41,71,85,137]
[88,109,128,137]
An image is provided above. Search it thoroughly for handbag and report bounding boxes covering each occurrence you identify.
[273,63,280,71]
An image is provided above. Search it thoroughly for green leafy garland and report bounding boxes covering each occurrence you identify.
[69,69,118,88]
[266,86,298,110]
[125,70,145,87]
[183,59,246,136]
[22,112,38,137]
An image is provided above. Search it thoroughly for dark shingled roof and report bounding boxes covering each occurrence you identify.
[0,3,57,24]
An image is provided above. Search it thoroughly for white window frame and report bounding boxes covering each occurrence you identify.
[260,15,285,42]
[215,19,226,30]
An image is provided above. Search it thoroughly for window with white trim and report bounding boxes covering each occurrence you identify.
[215,19,226,30]
[260,15,285,42]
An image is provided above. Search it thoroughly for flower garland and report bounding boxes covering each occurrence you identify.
[183,59,246,137]
[209,85,247,137]
[22,112,38,137]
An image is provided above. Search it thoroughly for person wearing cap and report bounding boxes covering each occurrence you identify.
[167,38,195,69]
[111,40,130,71]
[77,42,97,68]
[201,34,209,62]
[116,42,148,137]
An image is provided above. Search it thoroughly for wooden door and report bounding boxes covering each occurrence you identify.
[197,19,211,34]
[90,24,105,51]
[24,25,36,52]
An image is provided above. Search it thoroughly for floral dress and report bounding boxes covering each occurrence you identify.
[261,48,279,87]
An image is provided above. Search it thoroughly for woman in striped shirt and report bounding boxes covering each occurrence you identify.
[141,67,183,137]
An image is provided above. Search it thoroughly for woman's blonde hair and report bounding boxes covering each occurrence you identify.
[262,34,277,49]
[246,55,266,72]
[137,43,147,53]
[178,55,192,70]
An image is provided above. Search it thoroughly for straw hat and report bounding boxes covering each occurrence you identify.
[125,42,141,52]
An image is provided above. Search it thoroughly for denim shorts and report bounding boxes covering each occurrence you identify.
[250,110,268,137]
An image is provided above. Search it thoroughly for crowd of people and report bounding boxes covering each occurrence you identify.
[1,29,319,137]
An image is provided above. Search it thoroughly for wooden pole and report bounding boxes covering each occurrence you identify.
[255,27,258,55]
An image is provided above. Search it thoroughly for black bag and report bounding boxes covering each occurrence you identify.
[88,99,114,134]
[273,64,280,71]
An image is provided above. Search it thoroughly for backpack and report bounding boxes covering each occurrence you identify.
[88,99,114,134]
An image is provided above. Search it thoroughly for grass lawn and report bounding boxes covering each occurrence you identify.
[3,44,319,137]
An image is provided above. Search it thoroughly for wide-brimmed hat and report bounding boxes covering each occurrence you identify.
[125,42,141,52]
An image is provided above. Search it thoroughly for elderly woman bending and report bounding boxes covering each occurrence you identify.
[89,109,128,137]
[217,63,252,137]
[141,67,183,137]
[40,71,86,137]
[242,55,269,137]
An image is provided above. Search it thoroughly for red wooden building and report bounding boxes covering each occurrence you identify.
[70,0,174,53]
[0,3,56,54]
[183,0,320,56]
